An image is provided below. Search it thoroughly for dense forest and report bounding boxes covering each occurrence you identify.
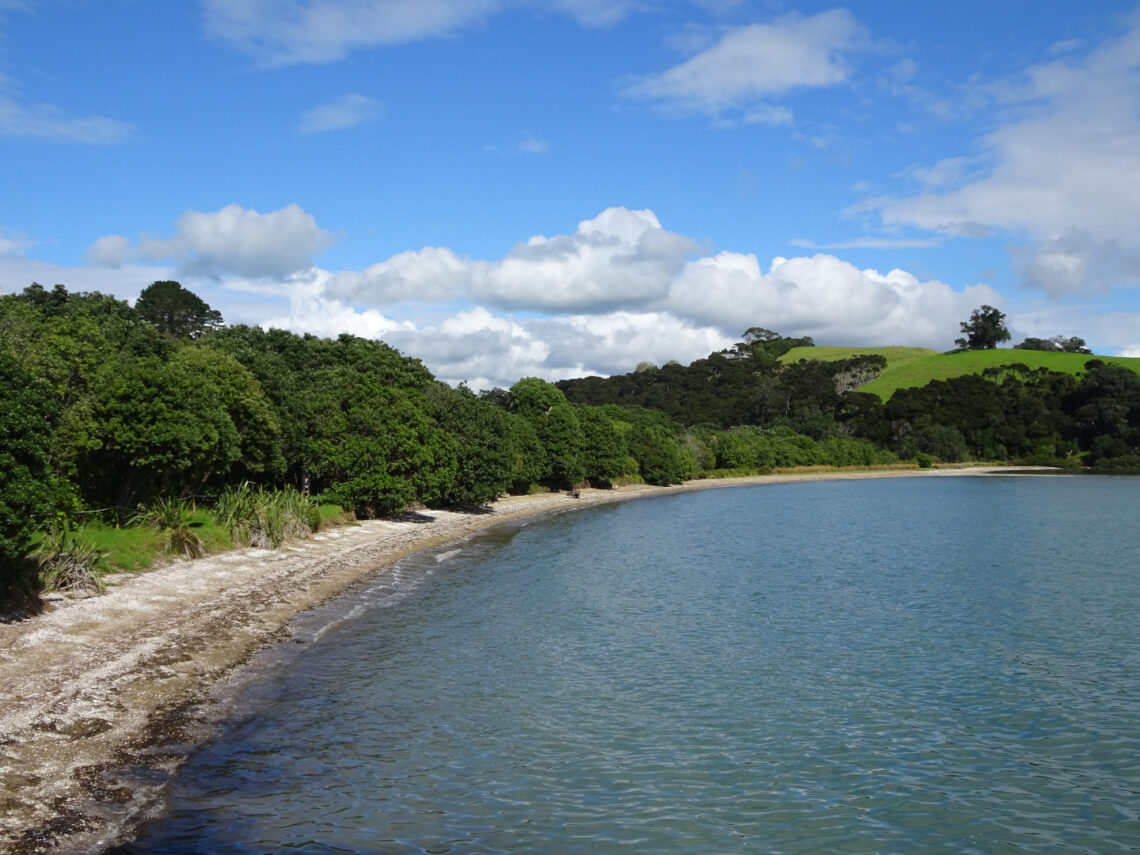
[3,283,1140,603]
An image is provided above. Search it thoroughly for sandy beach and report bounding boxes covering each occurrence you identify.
[0,466,1050,853]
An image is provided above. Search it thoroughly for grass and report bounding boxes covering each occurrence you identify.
[33,496,347,584]
[859,350,1140,399]
[780,345,937,368]
[72,509,234,574]
[782,345,1140,400]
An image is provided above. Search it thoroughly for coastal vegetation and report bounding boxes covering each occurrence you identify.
[3,282,1140,606]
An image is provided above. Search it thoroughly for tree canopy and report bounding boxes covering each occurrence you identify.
[136,280,224,339]
[955,305,1011,350]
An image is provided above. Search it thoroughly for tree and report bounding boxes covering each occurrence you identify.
[0,352,55,589]
[509,378,585,488]
[955,305,1010,350]
[426,384,512,506]
[1015,335,1090,354]
[136,281,223,339]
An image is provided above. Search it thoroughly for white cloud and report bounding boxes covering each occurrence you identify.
[324,246,476,303]
[201,0,643,66]
[663,251,1000,348]
[88,203,334,279]
[264,290,732,388]
[475,207,699,312]
[84,234,131,267]
[1007,230,1140,299]
[624,9,865,117]
[0,95,133,143]
[550,0,644,28]
[53,205,1003,385]
[530,311,731,377]
[325,206,699,314]
[0,256,174,304]
[0,227,32,256]
[298,93,381,133]
[865,10,1140,297]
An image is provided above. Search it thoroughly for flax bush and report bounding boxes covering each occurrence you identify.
[35,526,106,593]
[215,483,321,549]
[130,495,206,558]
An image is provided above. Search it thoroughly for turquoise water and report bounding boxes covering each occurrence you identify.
[127,476,1140,853]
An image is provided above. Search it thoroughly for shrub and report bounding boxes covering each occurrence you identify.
[215,483,321,548]
[916,453,935,469]
[130,495,206,558]
[35,526,106,593]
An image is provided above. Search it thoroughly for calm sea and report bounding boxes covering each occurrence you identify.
[125,475,1140,854]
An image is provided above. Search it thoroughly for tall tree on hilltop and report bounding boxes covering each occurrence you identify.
[136,281,223,339]
[955,305,1010,350]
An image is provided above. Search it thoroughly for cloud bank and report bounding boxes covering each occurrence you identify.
[78,202,1000,387]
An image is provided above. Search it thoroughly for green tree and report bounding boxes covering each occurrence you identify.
[426,384,512,505]
[575,405,626,488]
[1015,334,1090,354]
[136,280,223,339]
[955,305,1011,350]
[305,370,456,517]
[80,356,240,513]
[172,345,284,483]
[0,352,55,591]
[509,377,585,488]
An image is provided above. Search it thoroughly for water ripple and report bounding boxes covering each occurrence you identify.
[130,477,1140,854]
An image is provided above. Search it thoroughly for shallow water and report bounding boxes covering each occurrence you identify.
[127,476,1140,853]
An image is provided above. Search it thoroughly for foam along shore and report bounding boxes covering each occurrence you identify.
[0,466,1057,853]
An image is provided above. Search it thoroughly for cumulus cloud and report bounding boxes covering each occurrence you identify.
[663,251,1000,347]
[864,10,1140,297]
[325,206,699,313]
[624,9,866,117]
[88,203,334,279]
[68,204,999,386]
[201,0,643,66]
[324,246,476,303]
[298,93,381,133]
[475,207,699,312]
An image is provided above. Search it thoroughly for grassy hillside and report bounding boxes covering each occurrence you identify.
[782,346,1140,400]
[780,345,937,368]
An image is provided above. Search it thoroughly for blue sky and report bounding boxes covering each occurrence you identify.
[3,0,1140,388]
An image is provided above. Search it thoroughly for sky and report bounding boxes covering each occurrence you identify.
[3,0,1140,389]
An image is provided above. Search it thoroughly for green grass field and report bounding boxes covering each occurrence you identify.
[781,346,1140,400]
[780,345,938,368]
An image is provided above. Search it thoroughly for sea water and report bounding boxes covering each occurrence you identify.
[125,476,1140,853]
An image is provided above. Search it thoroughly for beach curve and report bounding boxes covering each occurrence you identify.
[0,466,1051,853]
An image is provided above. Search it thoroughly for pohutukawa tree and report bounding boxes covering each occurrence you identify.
[955,305,1011,350]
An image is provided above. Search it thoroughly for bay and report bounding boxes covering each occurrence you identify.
[125,475,1140,853]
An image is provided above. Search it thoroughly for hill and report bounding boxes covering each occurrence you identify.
[784,347,1140,400]
[780,346,936,370]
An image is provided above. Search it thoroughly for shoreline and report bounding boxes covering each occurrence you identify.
[0,465,1057,852]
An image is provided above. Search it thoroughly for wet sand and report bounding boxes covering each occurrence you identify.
[0,466,1051,852]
